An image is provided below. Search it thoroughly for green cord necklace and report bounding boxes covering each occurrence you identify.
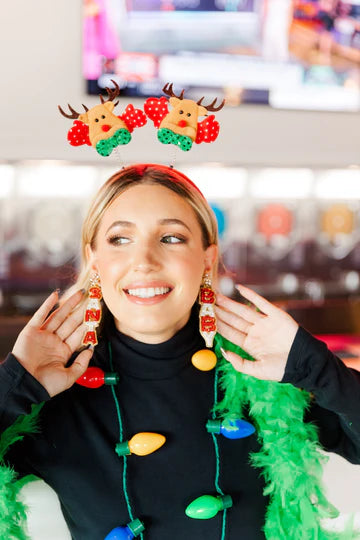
[107,340,238,539]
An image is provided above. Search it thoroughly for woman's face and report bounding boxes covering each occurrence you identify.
[88,183,217,343]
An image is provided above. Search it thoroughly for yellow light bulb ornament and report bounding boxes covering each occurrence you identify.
[115,432,166,457]
[191,349,217,371]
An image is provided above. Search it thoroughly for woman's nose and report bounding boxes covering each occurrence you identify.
[132,243,161,272]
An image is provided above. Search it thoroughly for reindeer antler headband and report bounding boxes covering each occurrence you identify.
[58,81,225,157]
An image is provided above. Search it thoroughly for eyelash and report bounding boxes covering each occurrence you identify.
[107,234,187,246]
[107,235,130,245]
[161,234,186,244]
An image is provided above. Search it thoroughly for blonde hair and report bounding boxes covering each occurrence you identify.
[65,165,219,314]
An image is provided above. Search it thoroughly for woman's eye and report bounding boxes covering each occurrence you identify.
[107,236,130,245]
[161,235,185,244]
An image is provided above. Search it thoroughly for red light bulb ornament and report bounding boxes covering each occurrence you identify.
[115,433,166,457]
[186,494,233,519]
[76,367,119,388]
[191,273,217,371]
[104,518,145,540]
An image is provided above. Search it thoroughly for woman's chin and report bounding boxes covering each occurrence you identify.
[114,311,191,343]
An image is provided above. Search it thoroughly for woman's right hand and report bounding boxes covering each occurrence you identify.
[12,290,93,397]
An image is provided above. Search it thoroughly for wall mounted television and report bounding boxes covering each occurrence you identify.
[83,0,360,111]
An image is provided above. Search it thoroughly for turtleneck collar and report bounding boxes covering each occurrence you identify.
[104,305,206,380]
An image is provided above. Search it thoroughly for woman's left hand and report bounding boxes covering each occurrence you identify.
[215,285,299,381]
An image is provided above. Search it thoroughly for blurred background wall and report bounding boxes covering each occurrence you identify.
[0,0,360,538]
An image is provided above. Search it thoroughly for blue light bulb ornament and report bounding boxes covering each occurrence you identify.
[206,418,255,439]
[104,518,144,540]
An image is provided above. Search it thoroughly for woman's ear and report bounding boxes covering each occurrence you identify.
[85,243,98,273]
[204,244,218,273]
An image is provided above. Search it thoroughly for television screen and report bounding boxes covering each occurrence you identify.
[83,0,360,111]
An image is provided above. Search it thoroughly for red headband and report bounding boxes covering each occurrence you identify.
[126,163,205,198]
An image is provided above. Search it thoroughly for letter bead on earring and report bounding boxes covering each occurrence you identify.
[82,274,102,347]
[191,273,218,371]
[199,273,216,347]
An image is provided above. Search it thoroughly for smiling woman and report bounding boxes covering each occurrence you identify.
[73,165,219,343]
[2,164,360,540]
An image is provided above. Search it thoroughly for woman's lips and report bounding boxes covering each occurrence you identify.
[124,289,172,305]
[123,282,173,306]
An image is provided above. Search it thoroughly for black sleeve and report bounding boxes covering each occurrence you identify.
[281,326,360,464]
[0,353,50,431]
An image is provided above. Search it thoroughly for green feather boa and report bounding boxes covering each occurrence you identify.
[0,403,43,539]
[214,333,359,540]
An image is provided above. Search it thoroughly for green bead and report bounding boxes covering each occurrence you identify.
[115,441,130,456]
[185,494,232,519]
[127,518,145,536]
[104,372,119,385]
[206,419,221,434]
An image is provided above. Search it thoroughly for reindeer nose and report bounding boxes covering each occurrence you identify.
[177,120,187,128]
[101,124,111,132]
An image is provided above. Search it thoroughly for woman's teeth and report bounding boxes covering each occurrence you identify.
[126,287,171,298]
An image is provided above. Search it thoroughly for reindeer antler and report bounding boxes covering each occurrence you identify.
[99,79,120,107]
[197,97,225,112]
[162,83,185,100]
[58,104,82,119]
[58,103,89,119]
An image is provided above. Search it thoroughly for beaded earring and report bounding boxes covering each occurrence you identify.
[82,273,102,346]
[191,272,218,371]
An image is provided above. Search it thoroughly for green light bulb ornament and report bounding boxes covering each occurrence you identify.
[185,494,233,519]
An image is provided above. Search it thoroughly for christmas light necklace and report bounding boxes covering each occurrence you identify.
[75,333,357,540]
[103,340,252,540]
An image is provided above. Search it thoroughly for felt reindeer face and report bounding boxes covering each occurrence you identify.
[58,80,147,156]
[78,102,128,147]
[144,83,225,152]
[166,98,208,131]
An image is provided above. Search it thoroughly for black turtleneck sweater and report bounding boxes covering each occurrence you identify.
[1,309,360,540]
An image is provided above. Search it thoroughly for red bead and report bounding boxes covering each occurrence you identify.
[89,286,102,299]
[83,330,98,346]
[85,308,101,322]
[177,120,187,128]
[101,124,111,132]
[76,367,105,388]
[201,315,216,332]
[200,288,215,304]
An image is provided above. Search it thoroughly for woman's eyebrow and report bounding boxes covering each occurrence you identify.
[106,218,192,235]
[105,220,134,234]
[158,218,191,232]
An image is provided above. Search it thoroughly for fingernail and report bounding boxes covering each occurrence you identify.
[88,344,95,351]
[80,288,86,294]
[54,288,61,295]
[220,347,229,360]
